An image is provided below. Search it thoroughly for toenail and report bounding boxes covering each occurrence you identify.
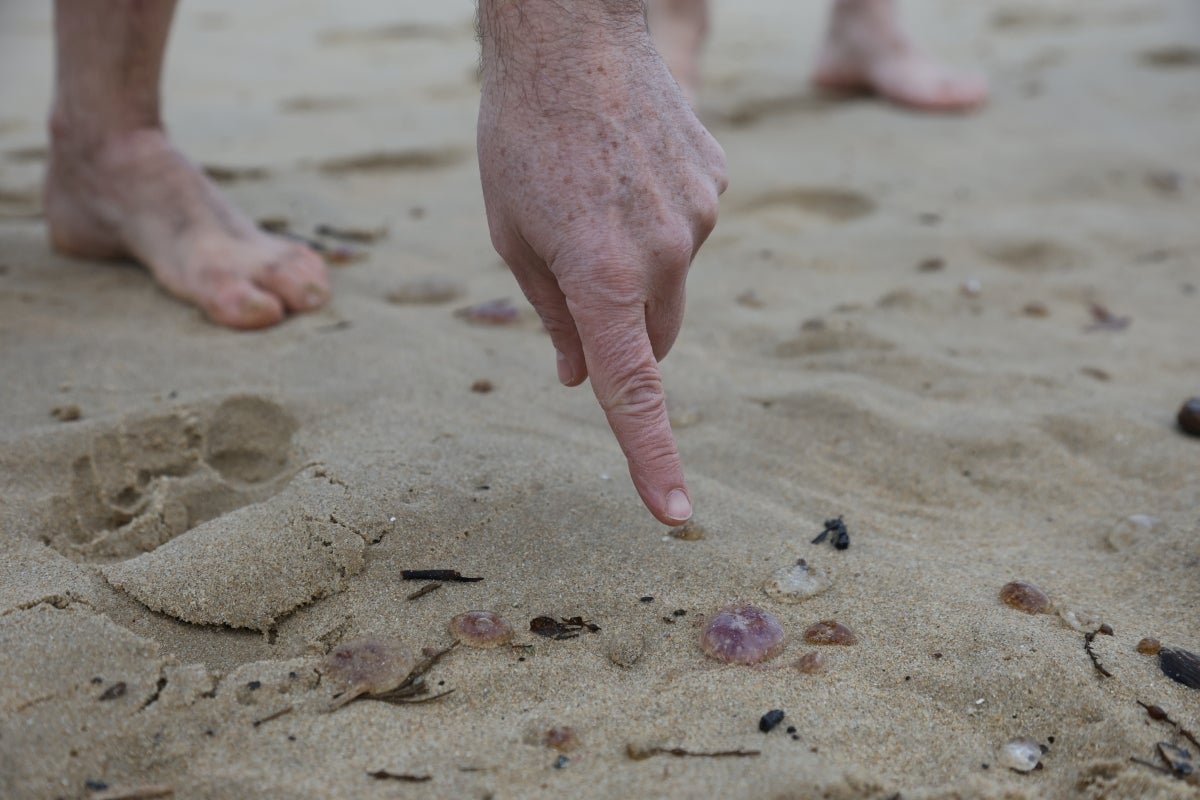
[304,287,326,307]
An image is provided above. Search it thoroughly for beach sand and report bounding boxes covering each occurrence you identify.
[2,1,1199,797]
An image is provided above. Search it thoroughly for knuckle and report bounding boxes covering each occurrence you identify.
[599,359,664,418]
[655,229,695,277]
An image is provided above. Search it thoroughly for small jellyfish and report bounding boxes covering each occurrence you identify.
[700,604,787,665]
[319,637,417,710]
[668,520,706,541]
[998,737,1044,773]
[448,610,514,648]
[999,581,1050,614]
[793,651,827,674]
[544,725,580,752]
[1137,637,1162,655]
[762,560,832,604]
[1058,608,1101,634]
[454,298,520,325]
[803,620,857,646]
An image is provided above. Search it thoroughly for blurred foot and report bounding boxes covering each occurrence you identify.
[813,0,988,111]
[45,127,330,328]
[648,0,709,105]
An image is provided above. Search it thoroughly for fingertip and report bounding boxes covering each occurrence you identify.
[664,488,693,524]
[555,349,587,387]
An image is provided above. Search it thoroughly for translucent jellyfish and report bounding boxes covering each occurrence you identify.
[762,560,833,604]
[803,620,857,646]
[794,651,828,674]
[1137,637,1162,655]
[999,581,1050,614]
[998,737,1044,773]
[319,637,417,710]
[544,726,580,752]
[1058,607,1101,634]
[448,610,514,648]
[699,604,787,665]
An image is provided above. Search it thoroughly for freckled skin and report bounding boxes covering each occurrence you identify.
[700,604,787,664]
[478,0,727,526]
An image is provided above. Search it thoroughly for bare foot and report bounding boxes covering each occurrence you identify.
[648,0,709,106]
[813,0,988,112]
[44,128,330,329]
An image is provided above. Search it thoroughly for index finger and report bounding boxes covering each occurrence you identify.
[570,300,692,525]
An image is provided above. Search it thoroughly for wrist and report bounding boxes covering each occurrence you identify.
[478,0,650,85]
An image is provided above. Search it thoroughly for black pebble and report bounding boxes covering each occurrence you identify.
[1179,397,1200,437]
[553,755,570,769]
[84,780,109,791]
[639,596,654,603]
[786,726,797,734]
[246,680,261,690]
[759,709,785,733]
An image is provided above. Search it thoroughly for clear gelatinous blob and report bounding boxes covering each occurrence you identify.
[1058,607,1101,634]
[999,581,1050,614]
[794,651,827,674]
[803,620,857,646]
[1137,637,1162,655]
[998,737,1043,773]
[700,604,787,665]
[448,610,514,648]
[319,636,416,709]
[1105,514,1165,551]
[762,559,833,604]
[668,520,706,541]
[544,725,580,752]
[1159,646,1200,690]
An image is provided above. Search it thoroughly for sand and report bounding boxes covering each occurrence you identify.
[2,0,1199,797]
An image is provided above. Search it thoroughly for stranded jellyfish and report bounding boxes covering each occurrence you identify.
[803,620,857,646]
[1137,637,1162,655]
[794,651,828,674]
[700,604,787,665]
[448,610,514,648]
[999,581,1051,614]
[319,636,417,710]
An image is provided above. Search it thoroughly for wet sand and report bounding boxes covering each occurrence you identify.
[1,1,1199,798]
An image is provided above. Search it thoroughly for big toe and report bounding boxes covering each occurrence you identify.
[884,67,989,111]
[202,279,287,330]
[254,243,331,313]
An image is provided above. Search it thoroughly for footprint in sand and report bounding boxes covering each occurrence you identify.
[39,394,394,633]
[975,238,1081,274]
[45,394,300,563]
[316,20,474,46]
[734,187,876,232]
[1138,45,1200,70]
[317,148,468,175]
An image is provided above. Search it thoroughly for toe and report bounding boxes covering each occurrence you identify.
[202,279,286,329]
[938,75,989,109]
[255,243,331,313]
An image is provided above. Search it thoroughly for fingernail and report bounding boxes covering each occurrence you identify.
[665,489,692,522]
[556,350,574,385]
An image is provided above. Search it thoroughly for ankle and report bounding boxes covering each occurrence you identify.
[49,106,167,163]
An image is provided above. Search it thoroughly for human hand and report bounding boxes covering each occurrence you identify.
[477,1,727,524]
